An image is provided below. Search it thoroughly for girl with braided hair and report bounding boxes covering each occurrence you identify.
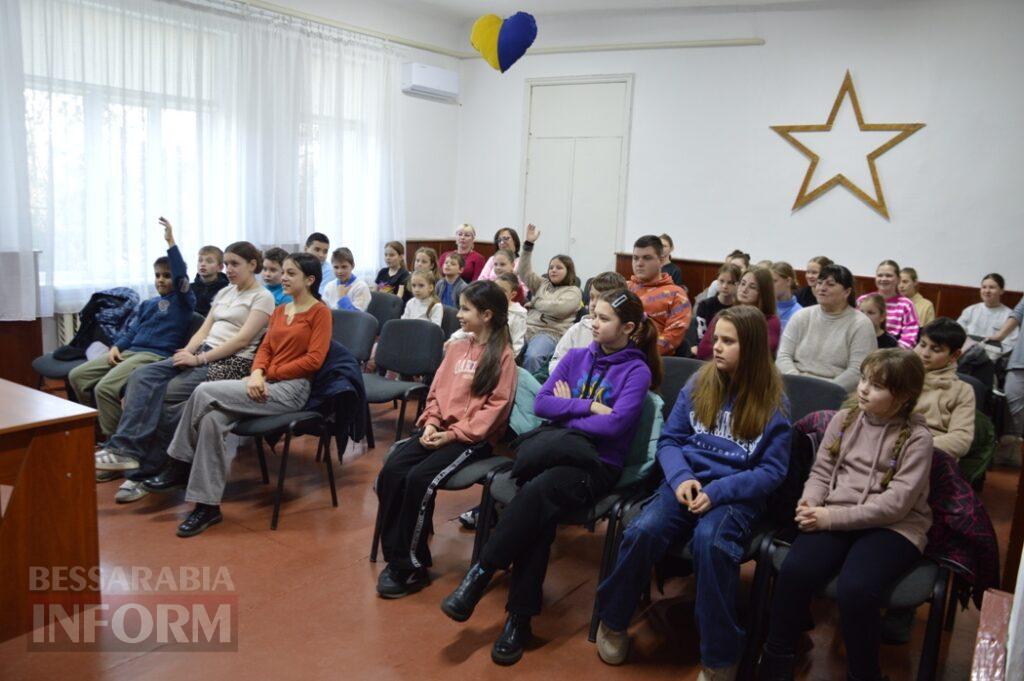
[760,348,933,681]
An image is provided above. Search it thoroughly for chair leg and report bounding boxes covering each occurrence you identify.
[370,503,383,562]
[315,436,324,463]
[471,477,498,566]
[323,434,338,508]
[395,398,408,441]
[589,506,622,642]
[739,534,775,681]
[255,436,270,484]
[365,402,375,449]
[270,431,292,531]
[917,568,950,681]
[944,575,959,632]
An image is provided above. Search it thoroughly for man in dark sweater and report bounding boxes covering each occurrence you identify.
[191,244,228,315]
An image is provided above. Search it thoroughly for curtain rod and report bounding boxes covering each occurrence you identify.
[239,0,764,59]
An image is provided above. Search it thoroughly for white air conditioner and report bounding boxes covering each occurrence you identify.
[401,62,459,102]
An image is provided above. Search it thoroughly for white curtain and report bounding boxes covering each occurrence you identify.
[16,0,400,314]
[0,0,37,321]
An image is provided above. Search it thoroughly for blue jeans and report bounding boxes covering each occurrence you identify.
[105,357,209,481]
[522,333,557,374]
[596,482,757,669]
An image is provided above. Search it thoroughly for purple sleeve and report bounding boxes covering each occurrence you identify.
[553,365,651,440]
[535,352,594,421]
[657,386,697,490]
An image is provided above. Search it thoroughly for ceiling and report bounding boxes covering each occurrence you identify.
[383,0,825,21]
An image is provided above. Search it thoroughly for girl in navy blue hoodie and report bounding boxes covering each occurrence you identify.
[595,304,791,681]
[440,289,663,666]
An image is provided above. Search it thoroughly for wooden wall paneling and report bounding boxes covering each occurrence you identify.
[0,320,43,388]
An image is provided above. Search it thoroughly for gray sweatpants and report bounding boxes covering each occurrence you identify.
[167,378,311,505]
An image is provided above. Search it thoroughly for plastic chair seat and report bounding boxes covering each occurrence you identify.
[231,411,322,437]
[32,353,87,379]
[364,374,426,403]
[771,542,939,609]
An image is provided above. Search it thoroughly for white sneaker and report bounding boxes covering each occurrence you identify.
[596,621,630,665]
[115,480,149,504]
[95,449,140,471]
[697,665,738,681]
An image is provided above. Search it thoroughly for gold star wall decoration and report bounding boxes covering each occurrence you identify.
[771,71,925,219]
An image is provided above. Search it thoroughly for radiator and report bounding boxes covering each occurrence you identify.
[55,312,79,346]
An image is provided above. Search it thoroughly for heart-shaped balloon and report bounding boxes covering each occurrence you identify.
[471,11,537,73]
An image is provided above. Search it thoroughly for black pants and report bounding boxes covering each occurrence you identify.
[480,461,619,617]
[377,437,490,571]
[765,527,921,681]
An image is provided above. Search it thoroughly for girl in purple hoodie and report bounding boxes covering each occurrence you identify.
[439,289,663,666]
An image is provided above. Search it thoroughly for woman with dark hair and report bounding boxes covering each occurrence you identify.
[518,223,583,373]
[145,252,332,537]
[479,227,522,281]
[95,241,276,505]
[375,280,517,598]
[776,263,877,392]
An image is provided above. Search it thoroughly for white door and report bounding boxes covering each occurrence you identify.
[522,78,632,283]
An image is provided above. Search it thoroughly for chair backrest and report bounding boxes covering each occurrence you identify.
[782,374,849,423]
[616,391,665,490]
[440,305,461,339]
[659,357,705,418]
[376,319,444,377]
[510,367,545,437]
[367,291,404,331]
[331,309,378,363]
[187,312,206,338]
[957,372,990,414]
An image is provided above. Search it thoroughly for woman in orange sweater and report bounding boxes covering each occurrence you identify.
[376,280,517,598]
[150,252,332,537]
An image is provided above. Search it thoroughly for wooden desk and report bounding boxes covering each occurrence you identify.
[0,379,98,642]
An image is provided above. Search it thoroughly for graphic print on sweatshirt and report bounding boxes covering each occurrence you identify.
[453,357,479,377]
[573,372,614,404]
[689,409,764,460]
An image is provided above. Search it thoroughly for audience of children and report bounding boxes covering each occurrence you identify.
[913,318,976,459]
[70,218,195,440]
[479,228,521,281]
[659,233,684,286]
[696,267,779,359]
[692,263,741,353]
[595,305,790,679]
[375,241,411,301]
[305,232,332,294]
[700,249,751,302]
[899,267,936,326]
[442,288,662,666]
[795,255,832,308]
[628,234,692,356]
[401,269,444,327]
[858,293,900,349]
[517,224,584,373]
[771,261,803,332]
[94,240,274,503]
[777,264,877,392]
[375,280,516,597]
[440,223,486,283]
[958,273,1018,361]
[323,247,371,312]
[436,252,468,308]
[548,271,628,374]
[857,260,920,349]
[761,349,932,681]
[262,247,293,306]
[147,252,331,536]
[192,244,229,316]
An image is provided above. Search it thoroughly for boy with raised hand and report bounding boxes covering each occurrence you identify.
[628,234,692,356]
[70,218,196,441]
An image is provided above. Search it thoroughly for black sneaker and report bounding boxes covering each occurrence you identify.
[176,504,222,538]
[142,459,191,493]
[376,565,429,599]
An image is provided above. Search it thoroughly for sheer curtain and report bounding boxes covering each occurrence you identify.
[17,0,399,314]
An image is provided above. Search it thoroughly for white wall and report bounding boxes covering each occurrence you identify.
[453,0,1024,287]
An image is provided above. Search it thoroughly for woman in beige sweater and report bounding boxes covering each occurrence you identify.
[517,224,583,374]
[761,349,933,681]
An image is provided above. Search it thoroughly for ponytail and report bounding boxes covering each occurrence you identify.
[603,288,663,390]
[460,280,511,396]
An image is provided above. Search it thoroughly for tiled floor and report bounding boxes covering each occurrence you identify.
[1,403,1018,680]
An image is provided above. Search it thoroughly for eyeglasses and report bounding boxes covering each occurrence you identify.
[497,235,512,242]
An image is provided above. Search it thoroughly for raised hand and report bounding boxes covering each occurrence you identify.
[159,217,175,247]
[525,223,540,243]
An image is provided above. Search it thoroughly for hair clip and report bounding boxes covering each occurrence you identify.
[611,294,628,308]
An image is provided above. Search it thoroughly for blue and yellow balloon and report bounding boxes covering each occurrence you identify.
[470,12,537,73]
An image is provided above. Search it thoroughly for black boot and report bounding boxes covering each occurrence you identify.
[440,562,494,622]
[176,503,222,537]
[142,458,191,493]
[491,613,531,666]
[758,647,795,681]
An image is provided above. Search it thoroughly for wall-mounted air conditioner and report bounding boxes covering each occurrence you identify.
[401,62,459,102]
